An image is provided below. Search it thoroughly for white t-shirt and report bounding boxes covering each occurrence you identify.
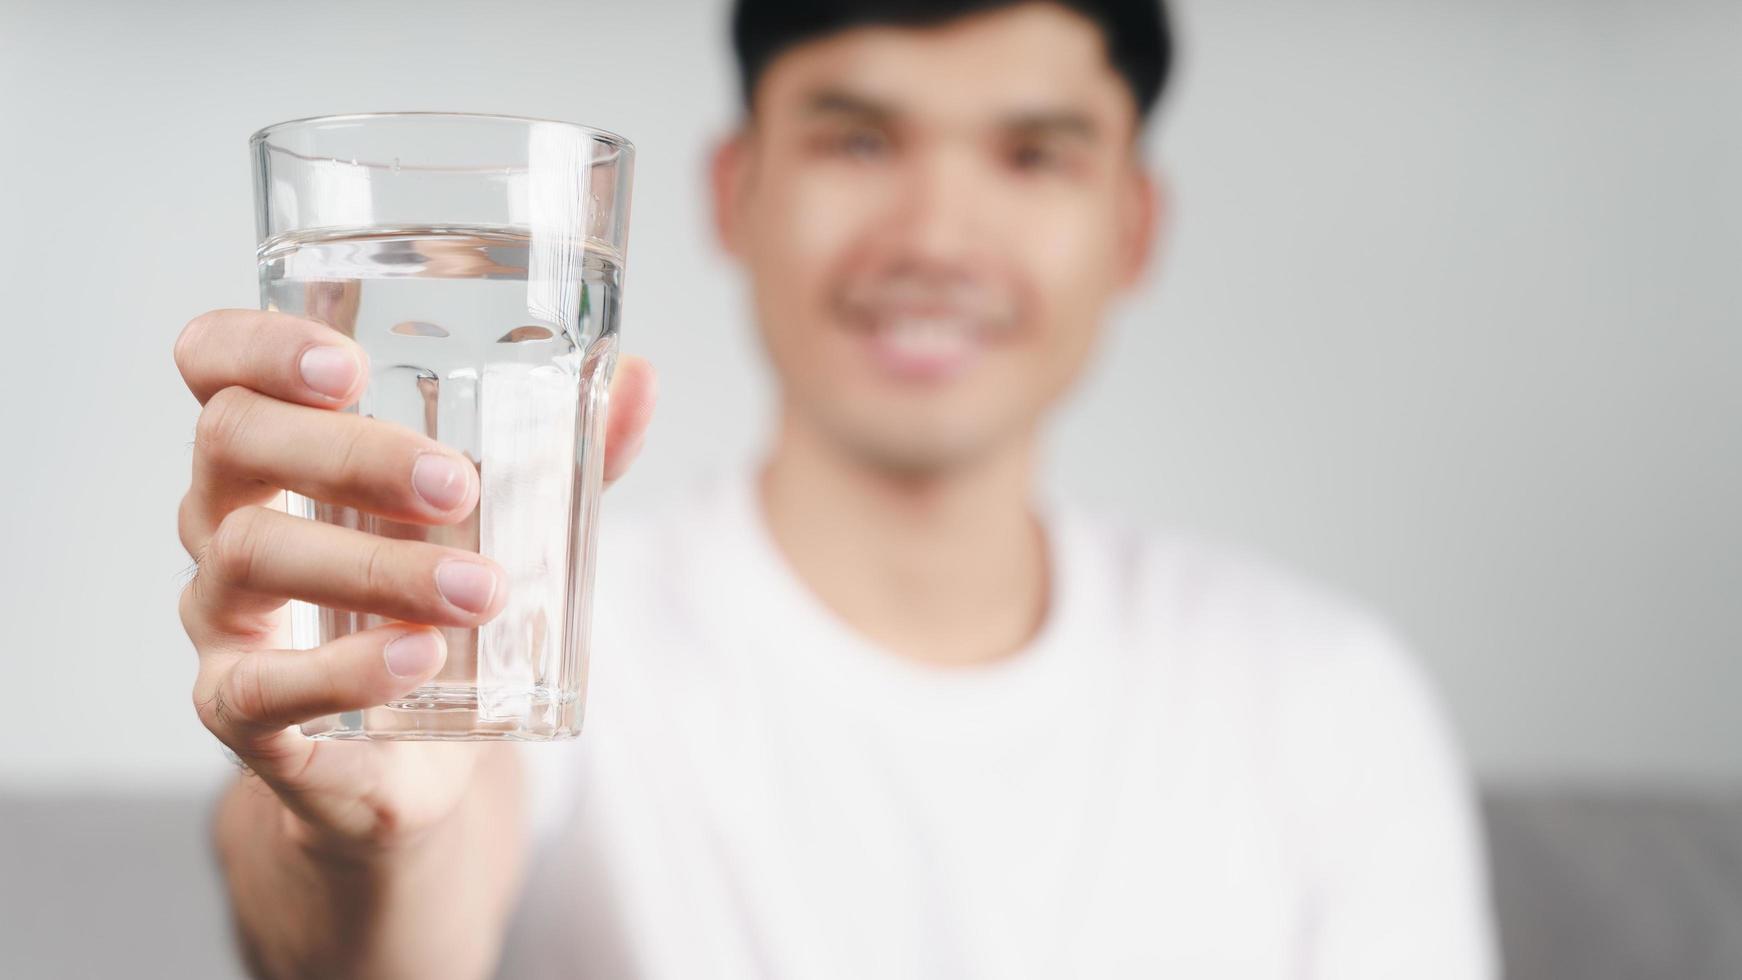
[503,464,1498,979]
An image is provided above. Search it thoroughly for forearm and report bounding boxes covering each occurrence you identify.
[213,751,527,980]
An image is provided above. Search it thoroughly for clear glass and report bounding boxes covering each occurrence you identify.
[251,112,633,740]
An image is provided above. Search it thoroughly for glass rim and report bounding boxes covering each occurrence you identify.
[249,110,634,156]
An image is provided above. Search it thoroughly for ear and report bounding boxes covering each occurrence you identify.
[709,129,754,258]
[1116,164,1165,289]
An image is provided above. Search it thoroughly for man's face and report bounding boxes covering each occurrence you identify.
[716,2,1159,474]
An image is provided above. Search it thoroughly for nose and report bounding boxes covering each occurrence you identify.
[886,144,985,271]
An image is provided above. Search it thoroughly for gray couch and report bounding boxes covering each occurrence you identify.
[3,787,1738,979]
[1481,785,1742,978]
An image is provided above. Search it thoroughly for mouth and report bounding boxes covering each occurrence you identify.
[836,276,1020,384]
[855,313,989,382]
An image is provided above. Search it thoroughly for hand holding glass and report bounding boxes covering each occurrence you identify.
[252,112,633,739]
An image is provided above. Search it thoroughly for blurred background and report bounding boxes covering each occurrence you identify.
[1,0,1736,976]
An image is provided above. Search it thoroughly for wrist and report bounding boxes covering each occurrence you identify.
[275,794,459,874]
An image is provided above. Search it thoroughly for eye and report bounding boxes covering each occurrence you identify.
[1008,140,1063,173]
[835,126,889,161]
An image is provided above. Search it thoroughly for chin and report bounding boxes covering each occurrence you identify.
[823,410,1015,478]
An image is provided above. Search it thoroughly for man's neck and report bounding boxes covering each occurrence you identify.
[757,411,1050,668]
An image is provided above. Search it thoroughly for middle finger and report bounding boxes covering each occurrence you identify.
[182,385,478,557]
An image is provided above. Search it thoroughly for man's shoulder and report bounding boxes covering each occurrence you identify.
[1074,508,1454,757]
[1068,507,1389,641]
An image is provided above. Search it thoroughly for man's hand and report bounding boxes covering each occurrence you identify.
[174,308,656,853]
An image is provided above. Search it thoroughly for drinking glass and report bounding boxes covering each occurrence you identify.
[251,112,633,739]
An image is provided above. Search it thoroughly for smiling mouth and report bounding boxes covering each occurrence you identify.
[836,273,1020,382]
[843,313,983,382]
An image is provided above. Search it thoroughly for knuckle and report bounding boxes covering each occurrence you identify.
[194,385,259,466]
[174,311,217,377]
[221,657,274,728]
[362,798,411,843]
[205,504,273,587]
[191,669,231,733]
[328,419,374,491]
[356,535,399,599]
[240,732,307,775]
[311,647,351,714]
[176,492,201,556]
[176,491,223,562]
[178,579,205,642]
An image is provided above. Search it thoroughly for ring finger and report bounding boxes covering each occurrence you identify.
[182,505,505,644]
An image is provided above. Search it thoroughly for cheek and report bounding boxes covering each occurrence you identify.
[1015,198,1124,350]
[756,168,884,303]
[749,169,895,381]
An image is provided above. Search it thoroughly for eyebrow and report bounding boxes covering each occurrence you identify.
[803,88,896,122]
[1003,109,1099,142]
[801,87,1101,141]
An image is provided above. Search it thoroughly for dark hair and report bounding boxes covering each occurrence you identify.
[731,0,1173,122]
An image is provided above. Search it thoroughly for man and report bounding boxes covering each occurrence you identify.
[173,1,1498,977]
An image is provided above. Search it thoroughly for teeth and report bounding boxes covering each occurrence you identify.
[879,317,975,358]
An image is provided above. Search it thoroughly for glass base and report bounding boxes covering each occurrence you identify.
[300,684,582,741]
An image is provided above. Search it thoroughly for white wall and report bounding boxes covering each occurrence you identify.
[0,0,1735,791]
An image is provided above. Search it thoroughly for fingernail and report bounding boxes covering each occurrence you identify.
[384,630,444,678]
[436,560,499,614]
[299,346,360,399]
[412,453,471,512]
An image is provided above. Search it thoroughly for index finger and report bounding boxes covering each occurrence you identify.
[174,309,369,408]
